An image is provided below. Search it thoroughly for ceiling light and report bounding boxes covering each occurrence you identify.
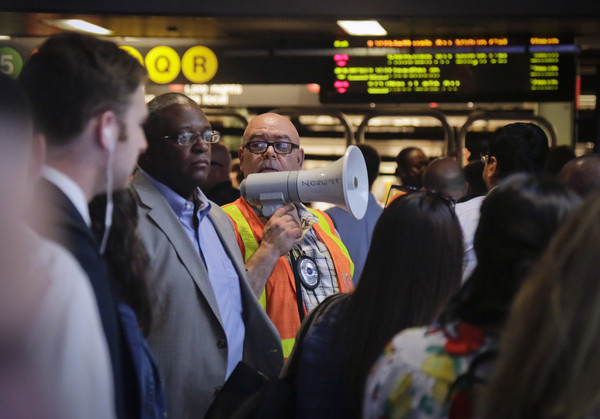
[45,19,113,35]
[0,35,11,40]
[337,20,387,36]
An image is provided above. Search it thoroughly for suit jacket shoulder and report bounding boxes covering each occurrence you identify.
[130,171,282,418]
[30,179,135,419]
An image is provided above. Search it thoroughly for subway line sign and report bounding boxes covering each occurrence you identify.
[122,45,218,85]
[0,47,23,78]
[0,43,218,85]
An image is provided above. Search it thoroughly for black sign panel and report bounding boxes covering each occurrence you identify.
[320,37,578,103]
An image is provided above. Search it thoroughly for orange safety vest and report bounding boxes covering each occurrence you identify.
[223,198,354,357]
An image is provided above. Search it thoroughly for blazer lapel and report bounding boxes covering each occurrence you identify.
[131,172,224,327]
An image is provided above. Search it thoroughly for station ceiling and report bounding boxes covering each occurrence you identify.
[2,13,600,45]
[2,0,599,19]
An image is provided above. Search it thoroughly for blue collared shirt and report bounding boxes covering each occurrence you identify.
[145,171,245,379]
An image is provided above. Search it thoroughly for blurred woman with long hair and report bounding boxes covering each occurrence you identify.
[479,192,600,419]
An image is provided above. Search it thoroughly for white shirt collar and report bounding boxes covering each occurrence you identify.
[41,165,92,226]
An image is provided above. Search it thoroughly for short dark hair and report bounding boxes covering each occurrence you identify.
[357,144,380,188]
[144,92,198,141]
[445,174,579,327]
[19,32,145,146]
[488,123,549,180]
[395,147,423,173]
[0,71,31,125]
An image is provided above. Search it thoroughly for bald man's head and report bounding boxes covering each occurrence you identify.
[557,154,600,197]
[423,157,467,200]
[242,113,300,145]
[239,113,304,176]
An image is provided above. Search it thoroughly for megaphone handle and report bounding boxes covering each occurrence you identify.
[262,200,284,217]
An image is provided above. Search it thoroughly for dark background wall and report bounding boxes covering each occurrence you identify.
[2,0,599,18]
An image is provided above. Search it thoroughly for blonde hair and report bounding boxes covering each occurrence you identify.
[478,193,600,419]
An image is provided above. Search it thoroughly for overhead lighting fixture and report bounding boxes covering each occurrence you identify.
[44,19,113,35]
[337,20,387,36]
[0,35,11,40]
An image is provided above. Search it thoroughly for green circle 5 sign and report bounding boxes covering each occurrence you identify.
[0,47,23,79]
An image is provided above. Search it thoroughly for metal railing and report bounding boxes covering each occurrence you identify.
[355,109,455,156]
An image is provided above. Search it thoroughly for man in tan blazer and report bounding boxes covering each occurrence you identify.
[130,93,283,418]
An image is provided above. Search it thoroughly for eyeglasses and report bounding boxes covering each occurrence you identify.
[243,141,300,155]
[481,154,490,164]
[385,184,457,209]
[159,130,220,146]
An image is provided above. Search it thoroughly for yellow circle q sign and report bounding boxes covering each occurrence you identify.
[120,46,144,66]
[145,46,180,84]
[181,46,218,84]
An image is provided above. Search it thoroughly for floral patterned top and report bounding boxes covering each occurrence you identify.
[363,322,498,419]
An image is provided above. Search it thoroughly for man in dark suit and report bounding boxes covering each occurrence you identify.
[131,93,283,418]
[20,33,149,419]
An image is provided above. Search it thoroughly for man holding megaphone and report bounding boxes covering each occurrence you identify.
[223,113,355,358]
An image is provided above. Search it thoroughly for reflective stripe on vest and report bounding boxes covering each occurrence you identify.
[223,199,353,358]
[281,338,295,359]
[223,204,258,262]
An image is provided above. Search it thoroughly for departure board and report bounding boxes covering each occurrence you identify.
[320,37,578,103]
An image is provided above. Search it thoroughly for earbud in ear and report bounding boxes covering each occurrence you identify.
[103,127,116,152]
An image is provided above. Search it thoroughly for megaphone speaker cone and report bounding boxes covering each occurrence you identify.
[296,145,368,220]
[342,145,369,220]
[240,145,369,220]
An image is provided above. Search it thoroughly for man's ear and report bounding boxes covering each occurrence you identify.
[237,147,248,178]
[28,133,46,181]
[484,156,498,189]
[297,147,305,169]
[96,110,119,152]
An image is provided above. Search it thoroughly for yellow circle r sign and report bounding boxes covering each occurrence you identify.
[181,46,218,84]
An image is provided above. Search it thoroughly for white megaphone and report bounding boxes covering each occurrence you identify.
[240,145,369,219]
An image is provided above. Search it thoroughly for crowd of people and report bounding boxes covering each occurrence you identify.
[2,31,600,419]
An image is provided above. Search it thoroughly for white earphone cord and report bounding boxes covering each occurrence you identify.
[99,143,114,255]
